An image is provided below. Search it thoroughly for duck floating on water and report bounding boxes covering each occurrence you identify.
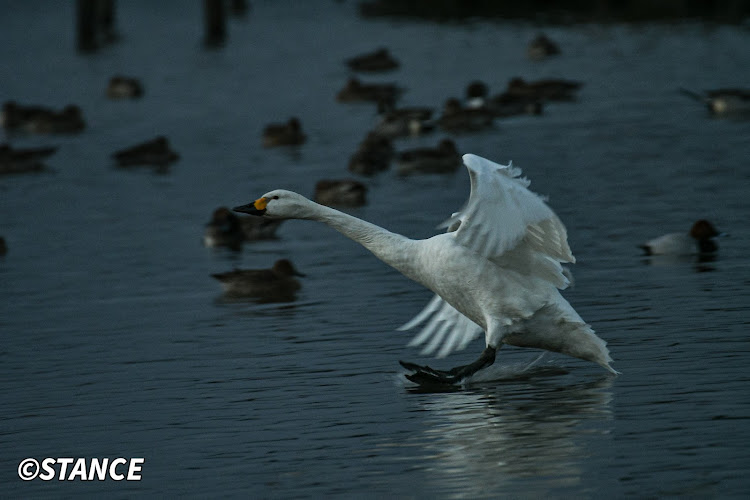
[204,206,284,250]
[314,179,368,207]
[336,77,403,104]
[396,138,461,176]
[372,105,434,139]
[107,75,144,99]
[438,98,494,133]
[640,220,724,256]
[527,34,561,61]
[112,136,179,168]
[262,117,307,147]
[1,101,85,134]
[346,48,400,72]
[212,259,304,301]
[464,80,543,118]
[0,143,57,175]
[505,77,583,102]
[348,132,394,176]
[680,87,750,116]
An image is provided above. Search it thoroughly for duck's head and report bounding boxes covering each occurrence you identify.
[690,219,721,241]
[465,80,488,100]
[233,189,311,220]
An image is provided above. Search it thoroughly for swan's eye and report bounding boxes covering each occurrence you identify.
[272,196,279,200]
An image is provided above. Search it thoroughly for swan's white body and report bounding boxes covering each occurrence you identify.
[242,154,616,375]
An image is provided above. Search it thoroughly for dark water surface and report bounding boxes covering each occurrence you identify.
[2,2,750,498]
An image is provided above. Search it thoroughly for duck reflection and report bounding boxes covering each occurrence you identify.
[394,370,613,495]
[641,253,717,273]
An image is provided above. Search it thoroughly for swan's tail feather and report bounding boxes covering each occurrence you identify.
[504,304,619,375]
[565,323,620,375]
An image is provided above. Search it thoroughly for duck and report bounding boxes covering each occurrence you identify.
[1,101,47,130]
[204,207,244,250]
[238,214,284,241]
[505,77,583,101]
[490,91,544,117]
[464,80,543,117]
[679,87,750,116]
[438,98,494,133]
[346,47,400,72]
[204,206,284,249]
[2,102,85,134]
[348,132,394,176]
[336,77,403,104]
[233,153,617,387]
[314,179,367,207]
[396,138,461,176]
[112,136,179,167]
[212,259,304,301]
[28,105,86,134]
[107,75,144,99]
[464,80,490,109]
[640,220,723,256]
[0,143,57,174]
[527,34,561,61]
[372,104,434,139]
[262,117,306,147]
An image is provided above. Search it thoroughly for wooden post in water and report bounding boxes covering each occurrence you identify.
[77,0,98,52]
[76,0,118,52]
[203,0,227,47]
[100,0,118,43]
[230,0,249,17]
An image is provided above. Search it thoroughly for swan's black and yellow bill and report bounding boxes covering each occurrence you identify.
[233,197,268,216]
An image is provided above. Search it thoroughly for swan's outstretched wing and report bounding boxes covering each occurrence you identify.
[401,154,576,358]
[398,295,483,358]
[442,154,574,274]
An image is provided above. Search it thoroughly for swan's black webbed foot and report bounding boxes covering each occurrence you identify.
[399,361,460,386]
[400,346,497,387]
[403,368,461,387]
[398,361,457,378]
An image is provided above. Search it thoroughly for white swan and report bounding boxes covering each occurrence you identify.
[234,154,617,385]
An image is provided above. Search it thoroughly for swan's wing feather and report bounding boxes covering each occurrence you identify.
[490,241,572,289]
[397,294,442,332]
[441,154,575,274]
[421,321,453,356]
[438,311,478,358]
[401,295,483,358]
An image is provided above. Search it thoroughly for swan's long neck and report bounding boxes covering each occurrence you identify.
[304,201,420,280]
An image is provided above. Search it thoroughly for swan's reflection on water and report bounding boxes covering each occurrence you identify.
[388,361,614,497]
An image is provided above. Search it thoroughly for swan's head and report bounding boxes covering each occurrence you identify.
[233,189,312,220]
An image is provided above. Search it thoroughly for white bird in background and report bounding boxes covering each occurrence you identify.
[234,154,617,386]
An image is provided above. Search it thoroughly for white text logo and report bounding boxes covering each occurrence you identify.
[18,458,144,481]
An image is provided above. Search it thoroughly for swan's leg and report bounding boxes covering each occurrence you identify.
[400,345,498,386]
